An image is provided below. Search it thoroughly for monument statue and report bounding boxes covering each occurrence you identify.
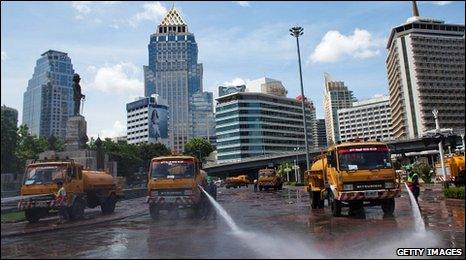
[72,73,85,116]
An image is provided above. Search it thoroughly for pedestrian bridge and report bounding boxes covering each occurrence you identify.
[203,136,462,177]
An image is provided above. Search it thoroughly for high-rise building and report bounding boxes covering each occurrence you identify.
[215,78,316,163]
[191,91,215,145]
[22,50,75,138]
[218,85,246,97]
[323,73,356,145]
[143,6,204,152]
[338,96,393,142]
[126,95,169,146]
[245,77,288,97]
[386,1,465,139]
[316,119,327,148]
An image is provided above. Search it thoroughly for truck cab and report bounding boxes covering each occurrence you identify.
[306,141,401,216]
[258,168,283,191]
[146,156,207,219]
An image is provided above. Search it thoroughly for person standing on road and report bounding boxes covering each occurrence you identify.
[253,179,258,192]
[54,181,68,224]
[203,177,217,220]
[405,165,420,205]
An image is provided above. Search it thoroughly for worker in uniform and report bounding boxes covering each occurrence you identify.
[405,165,420,205]
[54,181,68,224]
[253,179,258,192]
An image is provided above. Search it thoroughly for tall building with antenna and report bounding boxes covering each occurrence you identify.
[386,1,465,139]
[142,5,213,152]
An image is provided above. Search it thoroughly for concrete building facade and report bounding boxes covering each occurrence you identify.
[338,96,393,142]
[386,1,465,139]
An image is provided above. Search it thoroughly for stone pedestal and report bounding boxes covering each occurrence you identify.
[65,115,87,151]
[36,114,117,175]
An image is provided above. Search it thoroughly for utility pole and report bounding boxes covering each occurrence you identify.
[290,26,311,172]
[432,108,447,186]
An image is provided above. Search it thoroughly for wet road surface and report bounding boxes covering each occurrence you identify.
[1,185,464,259]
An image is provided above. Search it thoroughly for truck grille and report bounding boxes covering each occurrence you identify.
[157,188,189,196]
[352,182,385,190]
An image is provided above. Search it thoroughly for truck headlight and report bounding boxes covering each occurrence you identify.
[343,184,353,191]
[385,182,394,189]
[184,189,193,195]
[150,190,158,197]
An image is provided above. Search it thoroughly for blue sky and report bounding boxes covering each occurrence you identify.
[1,1,465,138]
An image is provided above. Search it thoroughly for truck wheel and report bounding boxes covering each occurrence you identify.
[69,197,85,220]
[149,204,160,220]
[329,193,341,217]
[25,209,41,223]
[259,186,263,191]
[101,194,117,214]
[381,198,395,215]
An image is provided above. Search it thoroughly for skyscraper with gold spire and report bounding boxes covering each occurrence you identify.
[143,6,208,152]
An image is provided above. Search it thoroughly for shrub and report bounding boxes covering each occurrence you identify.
[444,186,465,199]
[413,161,433,184]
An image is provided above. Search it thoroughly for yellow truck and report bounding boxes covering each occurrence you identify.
[146,155,207,220]
[305,140,401,216]
[258,168,283,191]
[18,159,123,223]
[435,154,465,186]
[225,175,250,189]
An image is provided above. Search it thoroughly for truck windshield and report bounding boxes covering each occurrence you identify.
[338,146,392,171]
[152,160,195,179]
[24,166,66,185]
[259,171,275,177]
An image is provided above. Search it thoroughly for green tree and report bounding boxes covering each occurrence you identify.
[1,108,19,173]
[138,142,170,172]
[184,137,214,163]
[413,161,433,184]
[15,125,48,173]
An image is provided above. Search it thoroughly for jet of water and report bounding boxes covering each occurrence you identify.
[404,182,426,233]
[198,185,324,259]
[198,185,240,233]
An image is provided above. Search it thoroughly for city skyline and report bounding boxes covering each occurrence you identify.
[2,1,465,139]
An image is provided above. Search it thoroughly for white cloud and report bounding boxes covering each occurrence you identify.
[423,1,452,6]
[1,51,8,61]
[129,2,167,27]
[309,29,384,64]
[222,77,250,86]
[234,1,250,7]
[71,1,120,20]
[72,1,91,19]
[100,120,126,138]
[87,62,143,93]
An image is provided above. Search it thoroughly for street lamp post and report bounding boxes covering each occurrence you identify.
[432,108,447,186]
[290,26,311,172]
